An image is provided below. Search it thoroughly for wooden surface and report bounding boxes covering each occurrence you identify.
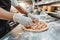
[50,3,60,6]
[37,1,60,6]
[42,6,55,12]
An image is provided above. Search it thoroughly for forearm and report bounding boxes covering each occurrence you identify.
[11,0,28,16]
[15,5,28,16]
[0,8,14,20]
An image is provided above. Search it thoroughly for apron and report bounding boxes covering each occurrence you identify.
[0,0,18,38]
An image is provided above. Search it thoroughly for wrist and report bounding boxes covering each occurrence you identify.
[13,13,18,22]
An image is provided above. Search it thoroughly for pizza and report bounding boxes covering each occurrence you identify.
[23,21,48,32]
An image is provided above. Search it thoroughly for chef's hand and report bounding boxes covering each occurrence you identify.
[28,13,39,22]
[13,14,32,25]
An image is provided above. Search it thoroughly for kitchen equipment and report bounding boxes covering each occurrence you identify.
[48,11,60,19]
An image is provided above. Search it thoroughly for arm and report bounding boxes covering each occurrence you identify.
[11,0,28,16]
[0,8,32,25]
[0,8,14,20]
[15,5,28,16]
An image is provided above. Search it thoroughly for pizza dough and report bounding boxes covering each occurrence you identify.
[24,21,48,31]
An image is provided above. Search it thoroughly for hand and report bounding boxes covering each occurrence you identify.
[28,13,39,22]
[13,14,32,25]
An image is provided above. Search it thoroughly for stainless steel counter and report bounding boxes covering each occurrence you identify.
[1,14,60,40]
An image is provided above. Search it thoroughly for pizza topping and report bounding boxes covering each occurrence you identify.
[25,21,47,30]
